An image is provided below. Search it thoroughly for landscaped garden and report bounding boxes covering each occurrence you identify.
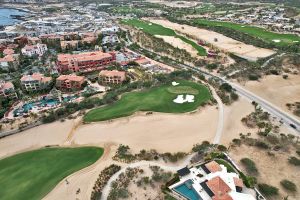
[193,19,300,47]
[121,19,207,56]
[84,80,211,122]
[0,147,103,200]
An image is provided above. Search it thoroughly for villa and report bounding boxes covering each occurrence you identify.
[169,160,257,200]
[99,70,126,84]
[56,74,85,91]
[21,73,52,92]
[56,51,116,73]
[21,43,48,57]
[0,81,18,99]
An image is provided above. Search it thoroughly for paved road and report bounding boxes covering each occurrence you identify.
[184,65,300,133]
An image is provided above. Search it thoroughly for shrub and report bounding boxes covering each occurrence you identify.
[280,179,297,192]
[232,138,241,146]
[240,158,258,175]
[248,74,260,81]
[288,156,300,166]
[219,83,232,92]
[255,140,269,149]
[258,183,279,196]
[217,145,227,152]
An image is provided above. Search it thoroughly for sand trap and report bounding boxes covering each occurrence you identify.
[272,39,281,43]
[149,19,276,61]
[173,94,195,103]
[156,35,200,57]
[172,81,179,86]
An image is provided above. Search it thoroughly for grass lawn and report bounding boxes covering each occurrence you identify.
[121,19,207,56]
[0,147,103,200]
[84,80,211,122]
[193,19,300,47]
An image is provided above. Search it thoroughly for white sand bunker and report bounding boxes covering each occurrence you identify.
[272,39,281,43]
[173,94,195,104]
[172,81,180,86]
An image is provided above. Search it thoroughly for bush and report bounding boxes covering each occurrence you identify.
[255,141,269,149]
[258,183,279,196]
[217,145,227,152]
[219,83,232,92]
[248,74,260,81]
[280,179,297,192]
[288,156,300,166]
[240,158,258,175]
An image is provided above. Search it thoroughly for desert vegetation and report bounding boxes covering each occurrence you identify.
[91,164,121,200]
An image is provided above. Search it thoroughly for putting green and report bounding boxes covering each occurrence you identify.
[84,80,211,122]
[193,19,300,47]
[121,19,207,56]
[0,147,103,200]
[167,86,199,95]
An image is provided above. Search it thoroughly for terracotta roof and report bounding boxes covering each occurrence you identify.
[99,70,126,79]
[21,73,51,82]
[212,193,233,200]
[57,51,112,63]
[0,81,14,90]
[135,58,150,65]
[205,161,222,173]
[233,177,243,188]
[0,55,15,62]
[207,176,232,200]
[57,74,85,82]
[3,48,14,55]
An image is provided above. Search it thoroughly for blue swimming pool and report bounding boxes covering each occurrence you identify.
[173,180,202,200]
[13,96,78,116]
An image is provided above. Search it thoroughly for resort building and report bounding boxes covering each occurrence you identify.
[21,43,48,57]
[169,160,257,200]
[56,74,85,91]
[56,51,116,73]
[21,73,52,92]
[0,54,18,71]
[99,70,126,84]
[0,81,18,99]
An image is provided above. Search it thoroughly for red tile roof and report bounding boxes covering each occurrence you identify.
[233,177,243,188]
[207,176,232,200]
[57,74,85,82]
[205,161,222,173]
[57,51,112,63]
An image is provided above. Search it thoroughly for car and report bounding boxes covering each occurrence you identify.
[290,124,297,129]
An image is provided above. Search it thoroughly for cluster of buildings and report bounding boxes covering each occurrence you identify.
[205,6,300,34]
[170,160,257,200]
[56,51,116,73]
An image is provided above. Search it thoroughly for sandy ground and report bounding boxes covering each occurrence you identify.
[242,74,300,120]
[72,107,218,153]
[221,97,256,145]
[149,19,276,61]
[125,165,172,200]
[230,145,300,200]
[156,35,199,57]
[146,0,199,8]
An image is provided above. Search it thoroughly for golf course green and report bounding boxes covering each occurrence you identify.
[84,80,211,122]
[193,19,300,46]
[0,147,103,200]
[121,19,207,56]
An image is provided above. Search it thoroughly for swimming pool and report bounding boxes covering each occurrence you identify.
[173,180,202,200]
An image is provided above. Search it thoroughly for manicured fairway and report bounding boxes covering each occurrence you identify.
[0,147,103,200]
[84,80,211,122]
[193,19,300,46]
[122,19,207,56]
